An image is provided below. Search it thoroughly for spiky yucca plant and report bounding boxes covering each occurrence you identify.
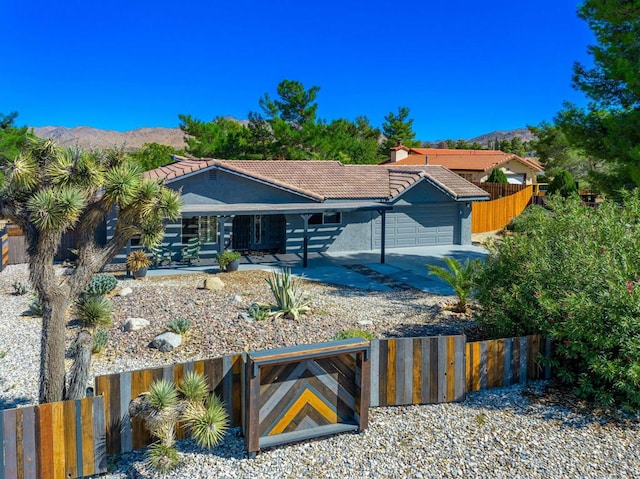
[182,395,228,448]
[76,295,113,328]
[178,371,208,403]
[427,256,479,313]
[129,373,228,474]
[265,268,310,321]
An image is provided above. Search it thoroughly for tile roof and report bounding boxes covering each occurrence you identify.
[145,158,489,202]
[385,148,543,172]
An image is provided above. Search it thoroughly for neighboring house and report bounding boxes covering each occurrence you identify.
[109,158,489,265]
[383,145,543,185]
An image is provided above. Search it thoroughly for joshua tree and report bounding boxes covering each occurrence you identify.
[0,138,182,403]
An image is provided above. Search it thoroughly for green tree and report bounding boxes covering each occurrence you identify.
[129,143,183,171]
[0,112,32,184]
[555,0,640,195]
[547,169,578,197]
[315,117,382,164]
[0,138,182,403]
[487,168,508,183]
[380,106,420,157]
[179,115,249,159]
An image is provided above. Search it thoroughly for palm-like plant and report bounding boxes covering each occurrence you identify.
[427,256,479,313]
[265,268,310,321]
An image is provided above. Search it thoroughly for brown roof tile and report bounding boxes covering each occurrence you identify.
[145,158,489,202]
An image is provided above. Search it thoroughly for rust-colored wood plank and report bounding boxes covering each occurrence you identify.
[16,408,23,479]
[446,336,456,402]
[193,359,206,377]
[80,398,96,476]
[529,335,541,380]
[465,343,472,393]
[131,370,151,449]
[412,338,423,404]
[232,355,243,426]
[245,361,261,454]
[496,339,505,388]
[108,374,121,455]
[386,339,396,405]
[50,402,65,479]
[472,341,481,391]
[173,362,185,386]
[63,400,78,479]
[37,404,53,479]
[428,337,439,403]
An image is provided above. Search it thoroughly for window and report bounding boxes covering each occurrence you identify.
[308,212,342,225]
[458,173,473,181]
[182,216,217,244]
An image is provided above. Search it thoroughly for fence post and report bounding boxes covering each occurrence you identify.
[0,226,8,272]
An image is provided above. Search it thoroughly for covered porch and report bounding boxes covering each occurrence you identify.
[180,201,393,268]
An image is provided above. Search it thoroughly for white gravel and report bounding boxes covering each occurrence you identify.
[1,264,639,478]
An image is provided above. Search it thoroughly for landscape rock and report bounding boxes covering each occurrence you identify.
[150,332,182,352]
[203,277,225,291]
[358,319,373,326]
[122,318,150,332]
[117,287,133,297]
[232,295,243,303]
[238,312,254,322]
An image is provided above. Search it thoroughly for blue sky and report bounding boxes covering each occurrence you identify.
[1,0,593,141]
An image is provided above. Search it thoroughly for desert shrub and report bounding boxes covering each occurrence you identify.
[12,281,29,295]
[178,371,208,403]
[84,274,118,296]
[547,169,578,197]
[507,205,550,234]
[265,268,310,321]
[487,168,508,183]
[474,192,640,410]
[92,330,109,354]
[332,329,376,340]
[248,303,271,321]
[427,257,479,313]
[166,317,190,335]
[77,295,113,328]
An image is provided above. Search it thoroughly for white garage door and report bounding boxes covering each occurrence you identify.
[374,205,459,248]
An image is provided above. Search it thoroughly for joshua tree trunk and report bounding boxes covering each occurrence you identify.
[67,330,93,400]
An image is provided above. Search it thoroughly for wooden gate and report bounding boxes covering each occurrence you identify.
[244,338,370,457]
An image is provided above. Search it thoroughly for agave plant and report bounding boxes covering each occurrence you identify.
[76,294,113,328]
[427,256,479,313]
[265,268,310,321]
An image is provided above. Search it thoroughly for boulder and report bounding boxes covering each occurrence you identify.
[358,320,373,326]
[117,287,133,297]
[203,277,225,291]
[122,318,150,332]
[232,295,243,303]
[151,332,182,352]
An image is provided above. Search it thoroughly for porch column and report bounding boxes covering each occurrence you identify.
[300,214,311,268]
[217,216,227,254]
[379,209,386,264]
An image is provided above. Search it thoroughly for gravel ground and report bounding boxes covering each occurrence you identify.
[1,264,639,478]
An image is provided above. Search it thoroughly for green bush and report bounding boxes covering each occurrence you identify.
[84,274,118,296]
[487,168,508,183]
[474,192,640,410]
[507,205,550,234]
[248,303,271,321]
[332,329,376,340]
[77,295,113,328]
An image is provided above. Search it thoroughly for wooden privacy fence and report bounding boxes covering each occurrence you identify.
[94,353,243,456]
[0,397,106,479]
[472,185,533,233]
[471,181,528,200]
[0,227,8,272]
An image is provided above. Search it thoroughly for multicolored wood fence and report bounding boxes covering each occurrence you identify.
[0,397,106,479]
[244,339,370,456]
[0,227,8,272]
[94,353,243,455]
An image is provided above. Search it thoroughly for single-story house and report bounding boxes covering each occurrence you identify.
[383,145,543,185]
[110,158,489,265]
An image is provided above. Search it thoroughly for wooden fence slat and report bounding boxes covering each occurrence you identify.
[93,396,107,474]
[386,339,396,405]
[21,406,37,479]
[454,336,466,401]
[119,371,132,453]
[412,338,422,404]
[519,337,528,384]
[421,338,430,403]
[503,338,513,386]
[369,340,379,407]
[63,400,77,479]
[51,402,65,479]
[446,336,456,402]
[37,404,54,479]
[2,409,17,479]
[80,398,95,475]
[472,185,533,233]
[437,337,447,402]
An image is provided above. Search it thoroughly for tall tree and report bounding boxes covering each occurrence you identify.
[179,115,248,159]
[129,142,183,171]
[380,106,420,157]
[315,116,382,164]
[555,0,640,194]
[0,138,181,403]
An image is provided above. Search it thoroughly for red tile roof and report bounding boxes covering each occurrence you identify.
[145,158,489,201]
[384,148,543,172]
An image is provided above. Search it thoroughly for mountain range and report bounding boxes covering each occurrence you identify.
[31,125,535,152]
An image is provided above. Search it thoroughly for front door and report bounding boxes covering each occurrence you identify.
[232,215,286,252]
